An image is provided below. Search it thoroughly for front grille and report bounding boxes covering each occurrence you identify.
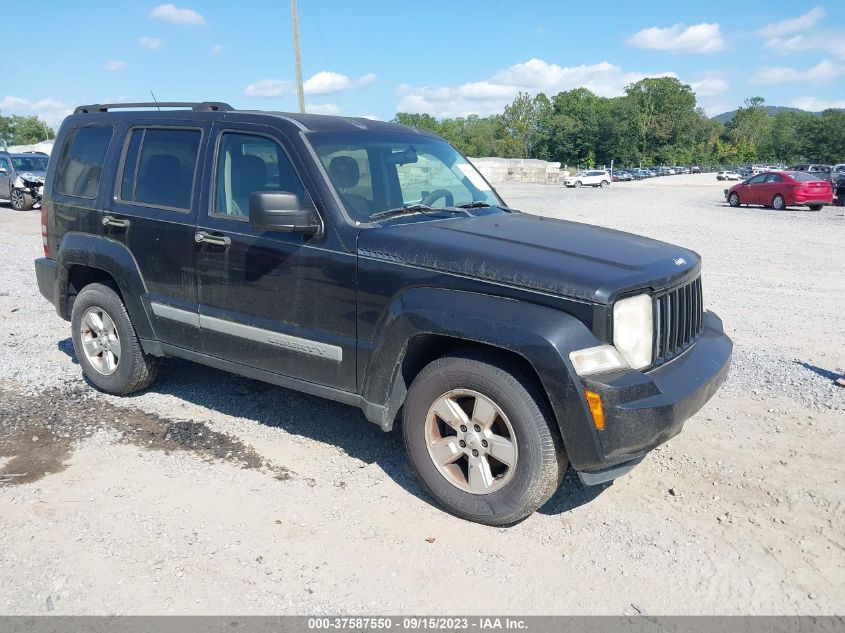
[653,276,704,365]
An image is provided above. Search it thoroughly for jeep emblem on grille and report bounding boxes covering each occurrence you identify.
[673,257,687,266]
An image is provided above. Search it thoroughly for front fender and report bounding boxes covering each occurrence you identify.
[362,288,605,469]
[56,232,155,341]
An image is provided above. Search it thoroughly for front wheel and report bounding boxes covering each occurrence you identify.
[10,188,33,211]
[599,180,609,188]
[402,350,566,525]
[728,192,740,207]
[772,194,786,211]
[807,204,823,211]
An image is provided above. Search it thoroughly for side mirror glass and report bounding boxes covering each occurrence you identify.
[0,167,7,175]
[249,191,321,236]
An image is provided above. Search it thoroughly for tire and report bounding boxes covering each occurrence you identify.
[10,188,32,211]
[402,349,567,526]
[807,204,823,211]
[599,180,609,188]
[574,181,582,188]
[772,194,786,211]
[70,282,159,395]
[728,192,740,207]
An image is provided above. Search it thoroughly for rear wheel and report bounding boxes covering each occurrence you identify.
[402,350,566,525]
[599,180,609,188]
[10,188,32,211]
[808,204,823,211]
[772,194,786,211]
[71,283,159,395]
[728,192,740,207]
[574,181,582,188]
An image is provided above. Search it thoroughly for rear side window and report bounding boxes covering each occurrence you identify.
[119,128,201,210]
[54,126,113,198]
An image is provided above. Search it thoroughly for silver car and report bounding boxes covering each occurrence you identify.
[0,151,48,210]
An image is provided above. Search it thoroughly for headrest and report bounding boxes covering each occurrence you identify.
[328,155,359,189]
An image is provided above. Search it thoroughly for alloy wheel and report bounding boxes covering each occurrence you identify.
[10,189,24,210]
[424,389,518,495]
[79,306,122,375]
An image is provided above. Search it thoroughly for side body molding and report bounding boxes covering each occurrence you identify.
[361,288,604,466]
[55,232,155,341]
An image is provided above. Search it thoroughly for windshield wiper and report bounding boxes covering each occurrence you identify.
[370,204,469,222]
[454,201,518,213]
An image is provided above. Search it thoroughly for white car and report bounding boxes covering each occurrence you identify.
[716,171,742,181]
[564,170,610,188]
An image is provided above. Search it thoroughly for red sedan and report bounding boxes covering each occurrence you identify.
[725,171,832,211]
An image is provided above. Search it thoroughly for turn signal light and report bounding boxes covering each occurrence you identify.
[584,389,605,430]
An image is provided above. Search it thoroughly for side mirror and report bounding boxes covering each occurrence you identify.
[0,167,7,175]
[249,191,321,236]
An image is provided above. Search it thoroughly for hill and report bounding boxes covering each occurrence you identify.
[711,105,845,123]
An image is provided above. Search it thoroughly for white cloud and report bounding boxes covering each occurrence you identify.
[690,74,729,97]
[211,43,224,56]
[361,114,380,120]
[357,73,377,86]
[627,23,725,54]
[304,71,350,95]
[0,95,74,128]
[150,4,206,26]
[752,59,843,84]
[244,79,292,97]
[790,96,845,111]
[763,33,845,60]
[104,60,127,72]
[396,58,676,118]
[758,7,825,38]
[305,103,341,115]
[300,71,376,95]
[139,36,164,51]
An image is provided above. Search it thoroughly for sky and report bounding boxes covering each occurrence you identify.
[2,1,844,132]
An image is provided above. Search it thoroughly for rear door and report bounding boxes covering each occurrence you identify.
[106,121,209,350]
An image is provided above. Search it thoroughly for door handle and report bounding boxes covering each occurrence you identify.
[102,215,130,229]
[195,231,231,247]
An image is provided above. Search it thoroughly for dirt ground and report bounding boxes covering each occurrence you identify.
[0,174,843,615]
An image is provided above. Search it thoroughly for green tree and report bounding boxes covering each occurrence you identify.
[0,113,55,146]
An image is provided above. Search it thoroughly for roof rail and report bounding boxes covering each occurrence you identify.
[74,102,234,114]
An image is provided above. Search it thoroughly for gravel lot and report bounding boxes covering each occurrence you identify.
[0,174,843,615]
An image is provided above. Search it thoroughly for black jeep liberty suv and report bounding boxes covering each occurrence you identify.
[34,102,731,525]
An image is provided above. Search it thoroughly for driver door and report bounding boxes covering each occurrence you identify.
[744,174,767,204]
[0,156,11,199]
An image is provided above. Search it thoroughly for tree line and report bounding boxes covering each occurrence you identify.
[0,114,56,147]
[393,77,845,168]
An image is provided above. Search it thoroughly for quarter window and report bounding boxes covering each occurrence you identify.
[120,128,201,210]
[54,126,113,198]
[213,132,308,218]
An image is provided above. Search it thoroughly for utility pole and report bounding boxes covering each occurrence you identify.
[291,0,305,113]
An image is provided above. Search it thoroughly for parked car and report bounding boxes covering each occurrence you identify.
[690,166,701,174]
[716,171,742,181]
[835,180,845,206]
[614,170,633,181]
[564,170,611,188]
[34,101,732,525]
[788,164,833,182]
[725,171,832,211]
[0,150,49,210]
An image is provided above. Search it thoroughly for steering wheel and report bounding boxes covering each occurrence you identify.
[420,189,454,207]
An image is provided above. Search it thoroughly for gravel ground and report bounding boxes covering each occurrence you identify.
[0,174,843,615]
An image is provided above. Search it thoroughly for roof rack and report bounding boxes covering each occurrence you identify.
[74,102,234,114]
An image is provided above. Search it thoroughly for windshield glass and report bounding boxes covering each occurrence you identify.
[11,156,49,171]
[308,131,505,223]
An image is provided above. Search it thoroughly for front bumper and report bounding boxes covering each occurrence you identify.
[575,311,732,484]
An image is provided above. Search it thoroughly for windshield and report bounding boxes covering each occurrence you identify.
[11,156,49,172]
[308,131,505,223]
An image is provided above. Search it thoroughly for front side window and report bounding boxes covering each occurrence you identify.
[213,132,309,218]
[748,174,767,184]
[0,157,11,172]
[309,131,504,223]
[54,126,113,198]
[120,128,201,210]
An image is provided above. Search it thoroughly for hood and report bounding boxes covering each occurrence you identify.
[18,170,46,181]
[357,213,700,304]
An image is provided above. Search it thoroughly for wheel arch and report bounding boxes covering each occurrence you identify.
[56,233,155,341]
[361,288,603,464]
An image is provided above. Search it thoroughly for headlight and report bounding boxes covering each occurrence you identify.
[569,345,628,376]
[613,293,654,369]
